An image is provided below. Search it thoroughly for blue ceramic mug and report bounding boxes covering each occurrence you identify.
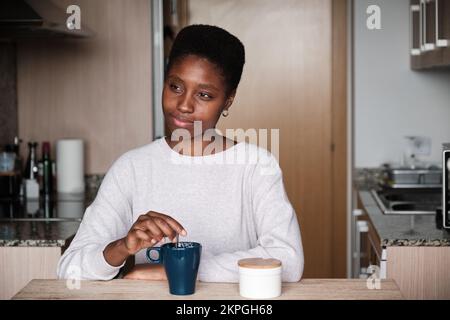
[146,242,202,295]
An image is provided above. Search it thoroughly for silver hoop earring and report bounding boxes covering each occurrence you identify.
[222,110,229,117]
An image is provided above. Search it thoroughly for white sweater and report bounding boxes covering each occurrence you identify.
[57,137,304,282]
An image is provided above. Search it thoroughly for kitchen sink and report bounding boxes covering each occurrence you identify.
[371,188,442,215]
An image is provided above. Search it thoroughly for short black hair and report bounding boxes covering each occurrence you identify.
[166,24,245,96]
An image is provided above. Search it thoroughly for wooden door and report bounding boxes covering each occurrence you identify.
[186,0,347,278]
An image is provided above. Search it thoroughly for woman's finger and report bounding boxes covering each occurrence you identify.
[152,217,177,241]
[140,219,164,242]
[162,216,187,236]
[148,211,187,236]
[134,229,157,247]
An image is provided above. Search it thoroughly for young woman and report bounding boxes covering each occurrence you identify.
[57,25,304,283]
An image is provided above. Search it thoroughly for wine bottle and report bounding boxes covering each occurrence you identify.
[41,142,53,197]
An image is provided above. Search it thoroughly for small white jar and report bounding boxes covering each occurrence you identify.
[238,258,282,299]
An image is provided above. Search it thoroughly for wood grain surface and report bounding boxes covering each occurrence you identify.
[13,279,403,300]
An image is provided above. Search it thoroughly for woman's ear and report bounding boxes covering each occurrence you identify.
[225,90,236,109]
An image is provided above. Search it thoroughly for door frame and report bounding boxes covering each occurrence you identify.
[151,0,165,140]
[331,0,351,278]
[346,0,355,278]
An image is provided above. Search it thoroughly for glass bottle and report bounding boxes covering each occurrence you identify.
[41,141,53,197]
[24,142,38,180]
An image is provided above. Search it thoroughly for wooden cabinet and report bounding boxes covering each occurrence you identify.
[0,247,61,300]
[411,0,450,69]
[356,193,450,299]
[354,197,386,280]
[442,0,450,63]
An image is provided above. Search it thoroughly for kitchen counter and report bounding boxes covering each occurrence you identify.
[0,176,104,248]
[358,190,450,246]
[0,220,80,247]
[355,168,450,247]
[0,183,102,299]
[13,279,403,300]
[0,186,99,247]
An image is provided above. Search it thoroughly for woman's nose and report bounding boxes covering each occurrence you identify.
[176,93,194,113]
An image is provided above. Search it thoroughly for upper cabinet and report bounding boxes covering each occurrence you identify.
[410,0,450,69]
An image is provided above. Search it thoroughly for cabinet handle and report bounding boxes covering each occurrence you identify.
[420,0,423,50]
[380,249,387,279]
[411,4,421,55]
[421,0,436,51]
[435,0,449,47]
[444,150,450,229]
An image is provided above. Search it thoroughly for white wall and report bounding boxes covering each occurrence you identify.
[354,0,450,167]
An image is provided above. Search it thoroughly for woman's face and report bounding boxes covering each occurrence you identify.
[162,54,234,138]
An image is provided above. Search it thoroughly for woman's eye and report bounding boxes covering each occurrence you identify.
[170,84,182,92]
[199,92,212,99]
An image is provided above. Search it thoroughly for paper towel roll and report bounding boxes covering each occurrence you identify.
[56,139,85,193]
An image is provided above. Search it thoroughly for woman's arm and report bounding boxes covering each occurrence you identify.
[103,238,130,267]
[57,153,187,281]
[57,154,135,280]
[198,152,304,283]
[123,264,167,280]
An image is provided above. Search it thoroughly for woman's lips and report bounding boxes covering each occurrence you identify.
[171,114,194,127]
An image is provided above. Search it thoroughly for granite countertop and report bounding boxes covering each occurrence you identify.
[0,176,102,248]
[355,168,450,247]
[0,221,81,247]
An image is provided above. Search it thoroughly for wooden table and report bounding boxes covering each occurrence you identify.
[13,279,403,300]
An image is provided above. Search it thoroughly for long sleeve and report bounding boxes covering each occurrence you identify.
[197,152,304,283]
[57,154,135,280]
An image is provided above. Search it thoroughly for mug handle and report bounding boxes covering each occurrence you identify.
[146,247,162,264]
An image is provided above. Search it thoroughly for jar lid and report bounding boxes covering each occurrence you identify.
[238,258,282,269]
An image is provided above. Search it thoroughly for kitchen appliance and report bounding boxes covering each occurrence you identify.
[443,144,450,229]
[371,164,443,215]
[380,164,442,188]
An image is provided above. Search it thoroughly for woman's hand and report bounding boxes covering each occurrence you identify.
[123,264,167,281]
[103,211,186,267]
[123,211,187,255]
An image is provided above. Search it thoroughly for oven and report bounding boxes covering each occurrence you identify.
[443,145,450,229]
